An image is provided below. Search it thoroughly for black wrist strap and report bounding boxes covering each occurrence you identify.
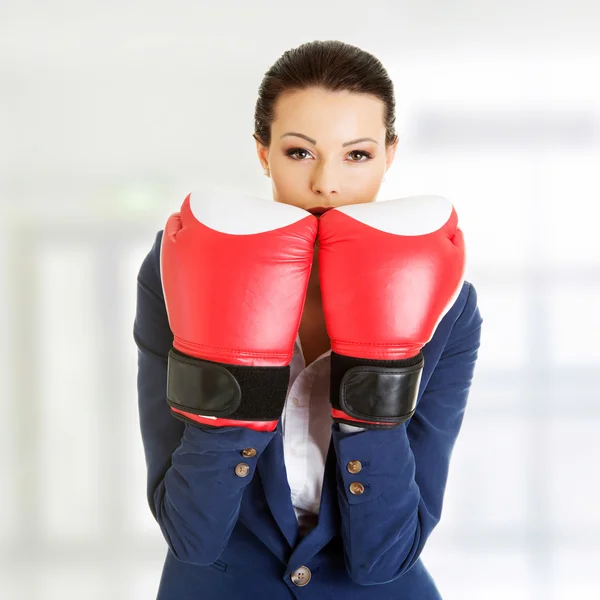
[331,351,424,428]
[166,348,291,422]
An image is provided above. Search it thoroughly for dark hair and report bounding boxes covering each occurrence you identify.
[253,40,398,148]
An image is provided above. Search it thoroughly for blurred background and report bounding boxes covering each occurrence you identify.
[1,2,599,599]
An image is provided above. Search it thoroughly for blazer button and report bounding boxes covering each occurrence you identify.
[349,481,364,495]
[290,566,311,586]
[346,460,362,474]
[241,448,257,458]
[234,463,250,477]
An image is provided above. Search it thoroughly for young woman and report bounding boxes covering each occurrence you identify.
[134,40,483,599]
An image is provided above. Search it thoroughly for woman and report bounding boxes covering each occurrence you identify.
[134,40,483,599]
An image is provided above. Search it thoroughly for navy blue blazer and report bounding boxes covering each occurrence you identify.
[133,229,483,599]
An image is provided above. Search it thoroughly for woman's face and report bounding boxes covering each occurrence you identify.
[255,87,398,213]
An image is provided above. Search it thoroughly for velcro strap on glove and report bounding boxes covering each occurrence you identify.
[331,351,424,429]
[166,348,290,422]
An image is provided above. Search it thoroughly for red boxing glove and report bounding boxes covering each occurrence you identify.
[160,187,318,432]
[318,195,466,429]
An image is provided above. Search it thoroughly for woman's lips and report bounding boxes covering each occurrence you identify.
[308,207,333,215]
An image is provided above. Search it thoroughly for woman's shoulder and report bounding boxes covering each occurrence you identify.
[134,229,173,357]
[137,229,165,298]
[443,280,483,347]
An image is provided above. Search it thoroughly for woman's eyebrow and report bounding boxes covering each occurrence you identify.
[280,132,379,146]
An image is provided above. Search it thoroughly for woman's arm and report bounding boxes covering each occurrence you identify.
[133,230,277,566]
[331,282,483,585]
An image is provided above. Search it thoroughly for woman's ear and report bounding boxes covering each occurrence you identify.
[254,134,270,172]
[386,137,399,171]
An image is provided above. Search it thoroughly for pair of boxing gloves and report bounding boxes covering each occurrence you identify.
[160,187,465,433]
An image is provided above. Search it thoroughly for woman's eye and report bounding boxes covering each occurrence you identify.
[348,150,373,162]
[286,148,311,160]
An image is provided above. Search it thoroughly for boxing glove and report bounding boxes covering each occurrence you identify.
[160,187,319,432]
[317,195,466,430]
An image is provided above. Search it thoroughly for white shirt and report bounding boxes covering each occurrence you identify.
[280,334,364,538]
